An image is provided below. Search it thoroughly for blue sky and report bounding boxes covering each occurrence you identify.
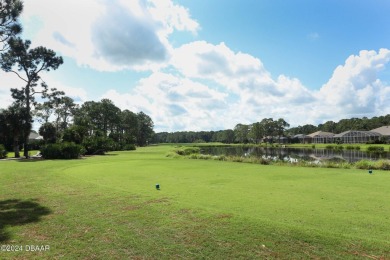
[1,0,389,132]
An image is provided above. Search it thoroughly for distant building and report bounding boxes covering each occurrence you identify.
[293,134,312,144]
[308,131,334,143]
[333,130,381,144]
[28,132,43,141]
[370,126,390,137]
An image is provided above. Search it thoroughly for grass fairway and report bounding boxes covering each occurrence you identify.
[1,145,389,259]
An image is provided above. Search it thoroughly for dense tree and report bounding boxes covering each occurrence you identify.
[52,96,76,133]
[0,0,23,50]
[0,103,28,157]
[234,124,249,143]
[136,111,154,146]
[38,122,56,144]
[74,99,121,136]
[0,37,63,157]
[318,121,336,133]
[120,109,138,145]
[248,122,263,144]
[211,129,234,144]
[286,124,317,136]
[62,125,88,145]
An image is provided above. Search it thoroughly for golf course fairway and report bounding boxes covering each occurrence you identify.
[1,145,389,259]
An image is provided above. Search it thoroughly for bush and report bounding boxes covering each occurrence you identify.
[354,160,375,170]
[175,147,200,156]
[82,136,117,155]
[41,142,85,159]
[0,144,7,159]
[375,160,390,170]
[366,146,385,153]
[123,144,136,151]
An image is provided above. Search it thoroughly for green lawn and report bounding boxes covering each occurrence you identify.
[1,145,389,259]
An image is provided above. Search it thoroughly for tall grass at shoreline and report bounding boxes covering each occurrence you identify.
[169,145,390,170]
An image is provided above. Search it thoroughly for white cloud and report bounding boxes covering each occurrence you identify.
[101,72,228,131]
[148,0,200,35]
[11,1,390,132]
[21,0,199,72]
[318,48,390,120]
[98,40,390,131]
[0,71,25,108]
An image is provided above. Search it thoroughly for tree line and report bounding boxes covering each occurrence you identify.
[154,115,390,144]
[287,115,390,135]
[154,118,290,144]
[0,1,153,158]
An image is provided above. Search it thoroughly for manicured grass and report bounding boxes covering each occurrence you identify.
[5,150,39,158]
[0,145,389,259]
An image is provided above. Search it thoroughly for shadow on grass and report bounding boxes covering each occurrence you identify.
[16,159,44,163]
[0,199,52,242]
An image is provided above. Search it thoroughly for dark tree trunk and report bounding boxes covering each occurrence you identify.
[13,137,20,158]
[23,83,31,158]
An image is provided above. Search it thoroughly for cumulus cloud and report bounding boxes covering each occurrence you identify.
[0,71,87,111]
[21,0,199,71]
[101,72,228,131]
[318,48,390,120]
[171,41,269,92]
[97,40,390,131]
[13,1,390,132]
[0,71,25,108]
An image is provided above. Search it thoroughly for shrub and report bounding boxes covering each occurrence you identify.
[0,144,7,159]
[175,147,200,156]
[354,160,375,170]
[374,160,390,170]
[82,136,117,155]
[165,151,180,158]
[325,145,335,149]
[123,144,136,151]
[41,142,85,159]
[366,146,385,153]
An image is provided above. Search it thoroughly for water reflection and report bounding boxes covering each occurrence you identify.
[200,146,390,163]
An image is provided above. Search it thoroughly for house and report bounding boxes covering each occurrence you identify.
[370,126,390,137]
[28,132,43,141]
[293,134,312,144]
[307,131,334,144]
[333,130,381,144]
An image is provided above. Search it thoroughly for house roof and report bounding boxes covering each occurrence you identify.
[370,126,390,136]
[28,132,43,140]
[308,131,334,138]
[334,130,382,138]
[293,134,311,138]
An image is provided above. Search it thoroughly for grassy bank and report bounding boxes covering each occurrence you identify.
[171,145,390,170]
[1,145,389,259]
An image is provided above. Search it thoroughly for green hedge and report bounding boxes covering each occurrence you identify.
[123,144,136,151]
[366,146,385,153]
[41,142,85,159]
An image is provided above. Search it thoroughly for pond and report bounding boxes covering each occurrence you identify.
[199,146,390,163]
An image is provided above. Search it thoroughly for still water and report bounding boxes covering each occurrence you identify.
[200,146,390,163]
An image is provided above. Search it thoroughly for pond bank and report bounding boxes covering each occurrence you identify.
[169,145,390,171]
